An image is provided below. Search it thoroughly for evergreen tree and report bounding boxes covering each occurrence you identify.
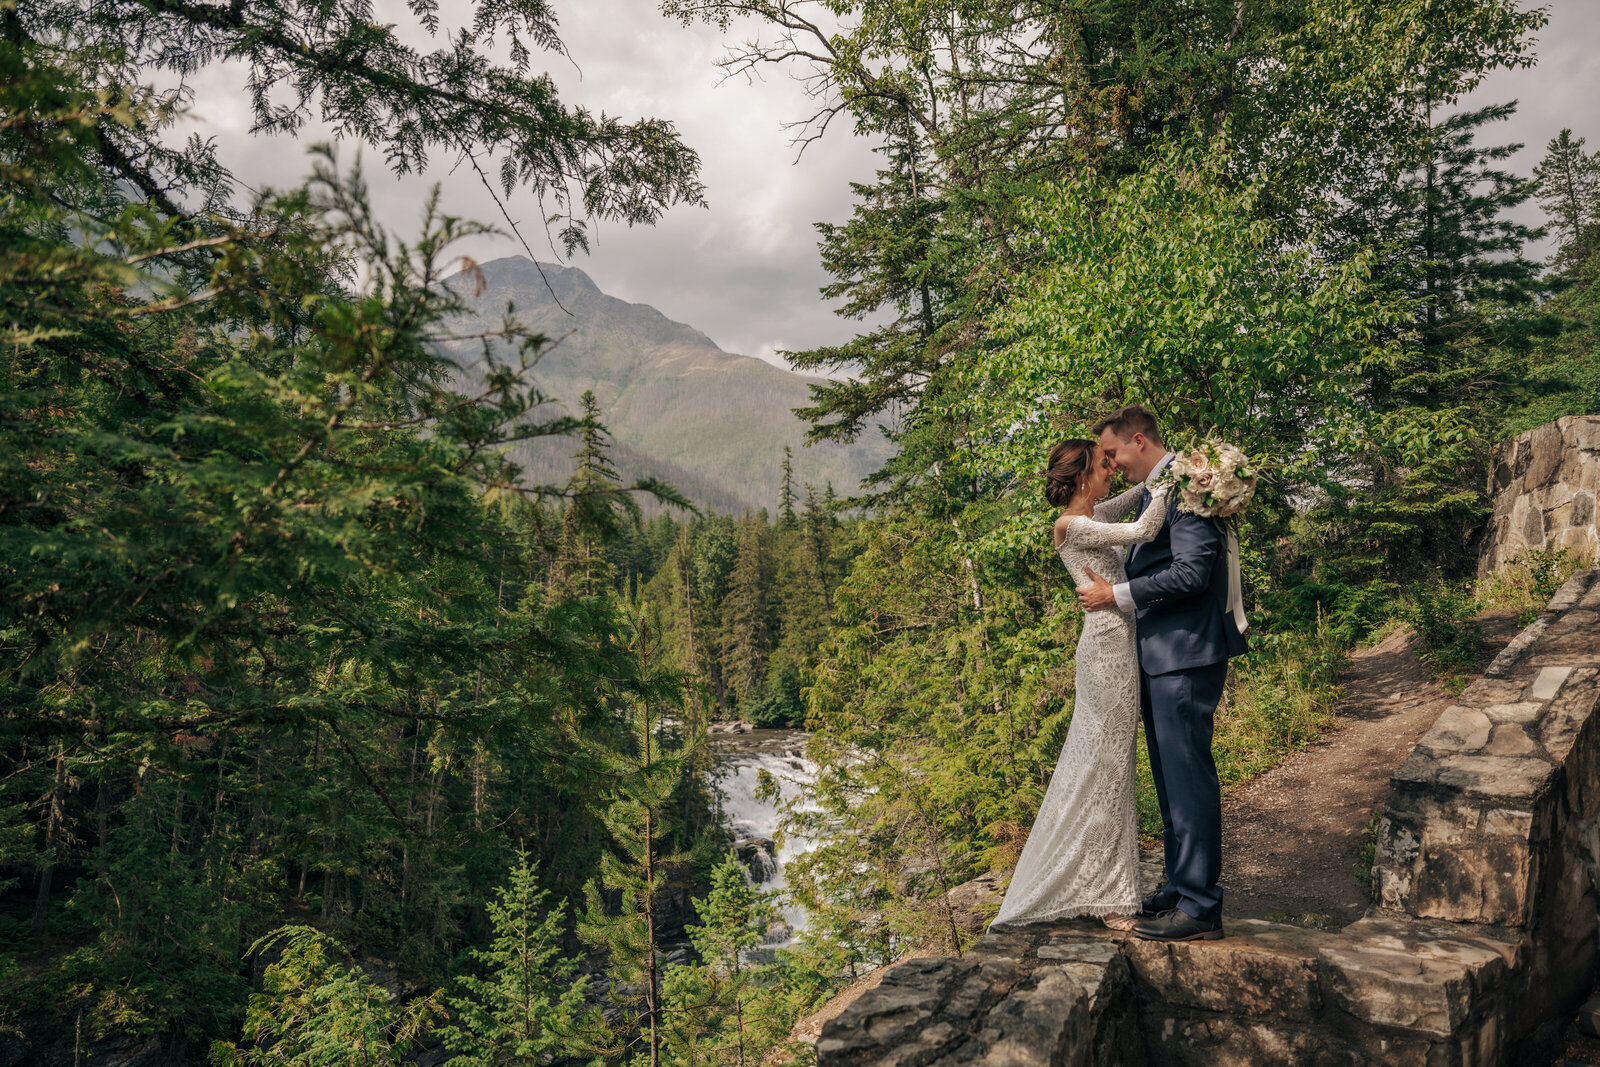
[660,852,780,1065]
[755,495,831,727]
[689,516,739,711]
[1533,129,1600,259]
[0,11,699,1042]
[553,391,639,597]
[720,518,772,716]
[439,852,588,1065]
[1322,102,1548,580]
[1505,132,1600,433]
[778,447,799,530]
[215,927,444,1067]
[644,525,709,683]
[15,0,702,241]
[577,609,703,1067]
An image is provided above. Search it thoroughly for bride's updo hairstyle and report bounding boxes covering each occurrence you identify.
[1044,439,1095,509]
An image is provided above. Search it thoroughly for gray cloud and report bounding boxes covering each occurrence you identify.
[170,0,1595,363]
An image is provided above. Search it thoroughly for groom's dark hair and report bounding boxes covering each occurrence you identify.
[1093,404,1163,446]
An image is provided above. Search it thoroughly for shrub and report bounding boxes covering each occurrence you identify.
[1525,547,1575,613]
[1405,579,1483,674]
[1261,570,1397,646]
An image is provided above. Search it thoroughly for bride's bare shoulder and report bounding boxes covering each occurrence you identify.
[1052,512,1076,548]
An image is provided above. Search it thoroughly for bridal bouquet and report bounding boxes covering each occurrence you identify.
[1164,440,1258,520]
[1160,438,1259,635]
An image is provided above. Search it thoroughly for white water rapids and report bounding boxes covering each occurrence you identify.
[709,728,820,942]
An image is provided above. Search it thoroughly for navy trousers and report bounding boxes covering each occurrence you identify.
[1140,660,1229,923]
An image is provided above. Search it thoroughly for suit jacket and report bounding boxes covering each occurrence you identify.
[1126,494,1248,676]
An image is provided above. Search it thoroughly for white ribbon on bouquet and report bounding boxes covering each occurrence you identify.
[1226,525,1248,635]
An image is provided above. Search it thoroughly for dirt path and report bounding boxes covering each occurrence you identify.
[1204,609,1525,928]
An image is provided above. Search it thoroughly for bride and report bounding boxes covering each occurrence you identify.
[991,438,1169,932]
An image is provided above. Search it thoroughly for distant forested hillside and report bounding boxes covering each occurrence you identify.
[437,256,894,512]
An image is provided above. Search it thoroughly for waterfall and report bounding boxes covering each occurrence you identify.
[710,728,819,944]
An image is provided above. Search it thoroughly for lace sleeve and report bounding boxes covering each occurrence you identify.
[1065,487,1170,548]
[1093,484,1145,522]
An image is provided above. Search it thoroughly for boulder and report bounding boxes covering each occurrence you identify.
[734,836,779,883]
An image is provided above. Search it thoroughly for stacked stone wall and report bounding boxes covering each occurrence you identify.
[1480,415,1600,579]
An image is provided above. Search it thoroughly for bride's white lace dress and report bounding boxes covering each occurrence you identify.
[992,485,1170,926]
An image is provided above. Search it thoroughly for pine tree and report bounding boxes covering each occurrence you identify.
[215,927,444,1067]
[720,517,771,716]
[659,852,778,1065]
[778,447,799,530]
[439,852,588,1065]
[1,0,714,1053]
[1533,129,1600,259]
[757,495,831,727]
[1323,101,1548,580]
[802,486,836,597]
[553,391,636,597]
[577,609,700,1067]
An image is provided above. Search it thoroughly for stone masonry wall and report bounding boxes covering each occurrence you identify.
[1479,416,1600,579]
[819,570,1600,1067]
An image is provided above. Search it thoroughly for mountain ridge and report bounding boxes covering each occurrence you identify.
[436,256,892,513]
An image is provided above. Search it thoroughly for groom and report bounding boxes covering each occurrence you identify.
[1078,405,1247,942]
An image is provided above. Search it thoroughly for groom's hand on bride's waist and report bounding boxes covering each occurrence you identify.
[1077,567,1117,612]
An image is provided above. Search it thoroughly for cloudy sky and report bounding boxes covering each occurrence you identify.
[174,0,1600,367]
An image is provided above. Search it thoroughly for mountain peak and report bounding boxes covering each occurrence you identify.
[470,255,600,295]
[438,255,893,512]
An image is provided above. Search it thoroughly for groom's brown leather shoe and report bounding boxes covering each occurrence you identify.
[1138,886,1179,919]
[1133,908,1224,942]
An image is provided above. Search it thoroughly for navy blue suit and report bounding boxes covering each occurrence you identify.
[1126,486,1247,923]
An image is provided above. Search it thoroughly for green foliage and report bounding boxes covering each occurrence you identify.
[1525,548,1573,608]
[11,0,702,249]
[631,481,846,727]
[577,608,709,1066]
[10,0,1595,1059]
[963,137,1397,533]
[1503,129,1600,435]
[212,927,444,1067]
[1482,548,1579,627]
[1263,570,1400,648]
[58,787,262,1043]
[1315,102,1550,583]
[665,0,1553,963]
[1355,808,1385,884]
[786,513,1077,965]
[1404,579,1484,674]
[1207,627,1345,797]
[721,518,774,712]
[1533,130,1600,263]
[671,0,1543,493]
[0,0,723,1051]
[438,853,589,1065]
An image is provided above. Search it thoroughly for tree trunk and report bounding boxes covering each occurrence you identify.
[32,752,67,934]
[645,802,660,1067]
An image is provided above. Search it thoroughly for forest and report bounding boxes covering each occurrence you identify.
[5,0,1600,1063]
